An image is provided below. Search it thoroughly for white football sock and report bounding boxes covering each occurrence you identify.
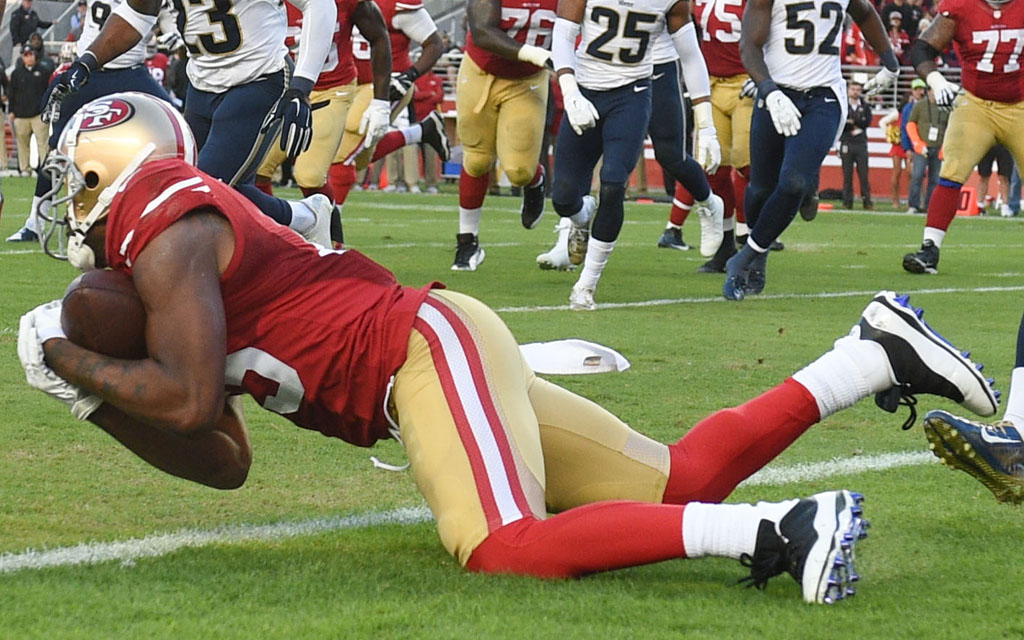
[401,125,422,145]
[923,227,946,248]
[459,207,482,235]
[287,200,317,234]
[575,238,614,290]
[569,199,592,228]
[1003,368,1024,428]
[736,221,749,236]
[792,333,894,419]
[682,499,798,559]
[723,215,735,232]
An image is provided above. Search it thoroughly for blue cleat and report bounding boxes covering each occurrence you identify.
[723,275,746,301]
[923,410,1024,504]
[739,490,868,604]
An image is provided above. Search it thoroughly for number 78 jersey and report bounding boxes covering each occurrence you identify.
[575,0,674,90]
[764,0,848,90]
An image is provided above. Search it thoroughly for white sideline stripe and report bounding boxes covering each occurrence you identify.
[0,451,938,575]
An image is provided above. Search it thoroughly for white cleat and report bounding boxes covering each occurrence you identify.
[537,217,575,271]
[569,283,596,311]
[296,194,333,248]
[568,195,597,266]
[695,193,725,258]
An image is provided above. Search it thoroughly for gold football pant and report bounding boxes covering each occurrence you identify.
[709,74,753,169]
[939,90,1024,184]
[455,55,548,186]
[335,83,416,171]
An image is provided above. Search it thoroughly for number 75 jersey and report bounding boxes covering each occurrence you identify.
[575,0,675,90]
[763,0,849,90]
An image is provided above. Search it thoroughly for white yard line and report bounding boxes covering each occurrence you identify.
[0,451,938,575]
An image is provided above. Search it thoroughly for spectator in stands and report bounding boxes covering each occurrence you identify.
[69,0,87,41]
[27,33,53,76]
[887,13,912,65]
[906,87,948,214]
[165,49,189,110]
[903,0,924,39]
[841,80,873,210]
[881,0,920,37]
[899,80,925,212]
[414,70,445,194]
[976,145,1013,216]
[9,0,51,69]
[7,45,48,179]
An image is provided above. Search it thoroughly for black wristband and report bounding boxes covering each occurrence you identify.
[402,66,421,81]
[79,51,100,72]
[288,76,315,97]
[757,78,779,97]
[879,50,900,72]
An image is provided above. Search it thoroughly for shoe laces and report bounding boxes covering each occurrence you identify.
[737,520,793,590]
[875,385,919,430]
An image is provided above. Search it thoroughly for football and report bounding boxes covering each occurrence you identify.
[61,270,148,359]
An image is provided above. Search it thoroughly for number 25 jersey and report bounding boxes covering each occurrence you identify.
[575,0,675,91]
[763,0,848,90]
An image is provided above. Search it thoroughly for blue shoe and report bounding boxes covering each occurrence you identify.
[923,410,1024,504]
[746,252,768,295]
[723,251,749,301]
[740,490,868,604]
[5,227,38,242]
[723,275,746,301]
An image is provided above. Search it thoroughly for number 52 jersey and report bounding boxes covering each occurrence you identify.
[575,0,676,90]
[763,0,849,90]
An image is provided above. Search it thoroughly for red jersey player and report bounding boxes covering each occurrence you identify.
[902,0,1024,274]
[449,0,558,271]
[20,93,1002,604]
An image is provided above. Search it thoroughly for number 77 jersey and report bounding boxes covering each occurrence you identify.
[764,0,848,90]
[941,0,1024,103]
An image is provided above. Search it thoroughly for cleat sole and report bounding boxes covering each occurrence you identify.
[923,413,1024,505]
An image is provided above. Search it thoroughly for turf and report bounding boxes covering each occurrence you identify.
[2,175,1023,638]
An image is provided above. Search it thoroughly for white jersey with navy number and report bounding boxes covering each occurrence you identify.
[575,0,675,90]
[650,30,678,65]
[170,0,288,93]
[763,0,848,90]
[79,0,153,69]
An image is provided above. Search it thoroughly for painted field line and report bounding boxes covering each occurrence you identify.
[0,451,937,575]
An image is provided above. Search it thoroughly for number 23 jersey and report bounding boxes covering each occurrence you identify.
[170,0,288,93]
[763,0,848,90]
[575,0,675,91]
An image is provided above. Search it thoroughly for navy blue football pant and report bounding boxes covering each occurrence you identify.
[552,79,652,243]
[36,65,170,198]
[745,87,840,249]
[185,70,292,225]
[648,61,709,202]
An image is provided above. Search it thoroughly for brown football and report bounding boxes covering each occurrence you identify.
[61,270,148,359]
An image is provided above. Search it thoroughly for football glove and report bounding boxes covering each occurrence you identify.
[740,78,757,99]
[42,52,98,125]
[156,30,184,52]
[17,301,102,421]
[516,43,554,71]
[388,68,419,103]
[764,89,802,137]
[558,74,599,136]
[274,78,314,162]
[926,71,961,111]
[696,126,722,174]
[359,98,392,148]
[863,66,900,96]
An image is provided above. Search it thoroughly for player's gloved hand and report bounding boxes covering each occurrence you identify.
[359,98,392,148]
[558,74,599,136]
[388,68,420,103]
[762,83,802,137]
[926,70,961,111]
[17,301,102,421]
[863,66,899,96]
[156,30,184,52]
[740,78,757,99]
[42,52,99,125]
[517,43,554,71]
[696,127,722,174]
[274,77,314,162]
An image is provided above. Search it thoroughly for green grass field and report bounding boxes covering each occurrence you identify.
[2,175,1023,638]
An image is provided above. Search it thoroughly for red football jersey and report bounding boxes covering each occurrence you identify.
[353,0,422,83]
[693,0,746,78]
[145,52,169,86]
[464,0,558,79]
[939,0,1024,103]
[286,0,358,89]
[105,160,437,447]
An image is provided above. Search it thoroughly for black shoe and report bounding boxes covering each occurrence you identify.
[520,166,546,230]
[736,233,748,248]
[420,111,451,162]
[800,194,819,221]
[329,205,344,246]
[451,233,485,271]
[770,240,785,251]
[746,251,768,294]
[657,227,690,250]
[698,234,736,273]
[739,491,868,604]
[902,239,939,274]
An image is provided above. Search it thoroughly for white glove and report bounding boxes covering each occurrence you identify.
[926,70,961,110]
[863,67,899,96]
[558,74,599,136]
[764,90,802,137]
[358,99,391,148]
[18,301,102,421]
[156,31,183,52]
[516,44,553,70]
[740,78,756,99]
[696,127,722,174]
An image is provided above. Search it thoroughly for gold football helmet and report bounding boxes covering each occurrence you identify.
[41,92,197,270]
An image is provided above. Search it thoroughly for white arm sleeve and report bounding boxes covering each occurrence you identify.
[156,1,178,38]
[112,0,158,39]
[391,8,438,45]
[286,0,338,86]
[670,22,711,100]
[551,17,580,73]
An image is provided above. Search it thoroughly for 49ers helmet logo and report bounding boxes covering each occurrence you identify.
[77,98,135,131]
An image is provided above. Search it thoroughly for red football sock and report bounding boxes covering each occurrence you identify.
[300,183,334,201]
[925,183,961,233]
[707,165,736,220]
[329,163,357,205]
[459,167,491,209]
[663,378,820,505]
[371,130,407,162]
[253,178,274,197]
[733,166,750,224]
[466,502,687,578]
[670,184,694,226]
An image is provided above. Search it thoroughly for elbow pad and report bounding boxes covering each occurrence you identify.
[552,17,580,72]
[909,39,940,69]
[671,23,711,100]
